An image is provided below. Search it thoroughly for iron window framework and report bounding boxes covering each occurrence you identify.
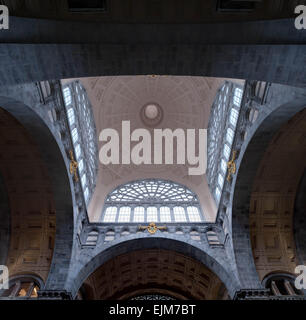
[62,81,99,205]
[101,179,205,223]
[207,81,244,205]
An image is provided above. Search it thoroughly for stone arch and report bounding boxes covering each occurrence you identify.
[231,98,306,288]
[70,237,240,299]
[294,170,306,266]
[0,96,75,291]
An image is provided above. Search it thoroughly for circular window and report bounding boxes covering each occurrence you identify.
[140,103,163,127]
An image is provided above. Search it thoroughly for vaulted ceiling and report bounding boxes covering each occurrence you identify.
[82,249,228,300]
[66,76,243,221]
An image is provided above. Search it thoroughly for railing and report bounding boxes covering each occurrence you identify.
[79,222,227,249]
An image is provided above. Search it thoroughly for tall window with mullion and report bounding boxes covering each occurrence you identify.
[101,179,205,223]
[61,80,99,205]
[207,81,244,205]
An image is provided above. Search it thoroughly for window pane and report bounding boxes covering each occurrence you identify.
[221,159,227,173]
[118,207,131,222]
[104,207,117,222]
[67,108,75,126]
[63,87,72,105]
[218,173,225,188]
[160,207,171,222]
[215,187,221,200]
[226,128,234,145]
[75,144,81,159]
[230,108,239,127]
[81,174,87,188]
[187,207,202,222]
[173,207,187,222]
[147,207,158,222]
[223,144,231,160]
[233,88,243,107]
[72,128,79,144]
[134,207,145,222]
[78,159,84,173]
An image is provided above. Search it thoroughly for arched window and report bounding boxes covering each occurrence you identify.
[104,207,117,222]
[187,206,201,222]
[101,179,204,223]
[134,207,145,222]
[62,81,99,205]
[1,276,42,299]
[160,207,171,222]
[263,273,304,297]
[207,81,244,205]
[173,207,187,222]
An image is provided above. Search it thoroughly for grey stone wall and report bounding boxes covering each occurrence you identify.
[0,17,305,87]
[65,231,241,299]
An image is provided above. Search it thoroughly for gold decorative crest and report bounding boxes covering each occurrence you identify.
[69,150,79,182]
[227,150,237,182]
[139,222,167,235]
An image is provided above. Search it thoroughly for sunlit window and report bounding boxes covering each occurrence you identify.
[72,128,79,144]
[67,108,75,126]
[118,207,131,222]
[187,207,201,222]
[103,207,117,222]
[229,108,239,126]
[62,82,98,205]
[160,207,171,222]
[147,207,158,222]
[84,188,89,201]
[207,82,244,205]
[75,144,81,159]
[101,179,204,223]
[223,144,231,160]
[134,207,145,222]
[221,159,227,173]
[78,159,84,173]
[226,128,234,144]
[233,88,243,107]
[173,207,187,222]
[218,174,225,188]
[63,87,72,105]
[81,174,87,188]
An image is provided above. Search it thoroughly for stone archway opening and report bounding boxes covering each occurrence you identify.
[249,108,306,281]
[0,107,56,283]
[78,249,228,300]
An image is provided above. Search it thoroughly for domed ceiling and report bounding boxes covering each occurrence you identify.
[68,76,243,221]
